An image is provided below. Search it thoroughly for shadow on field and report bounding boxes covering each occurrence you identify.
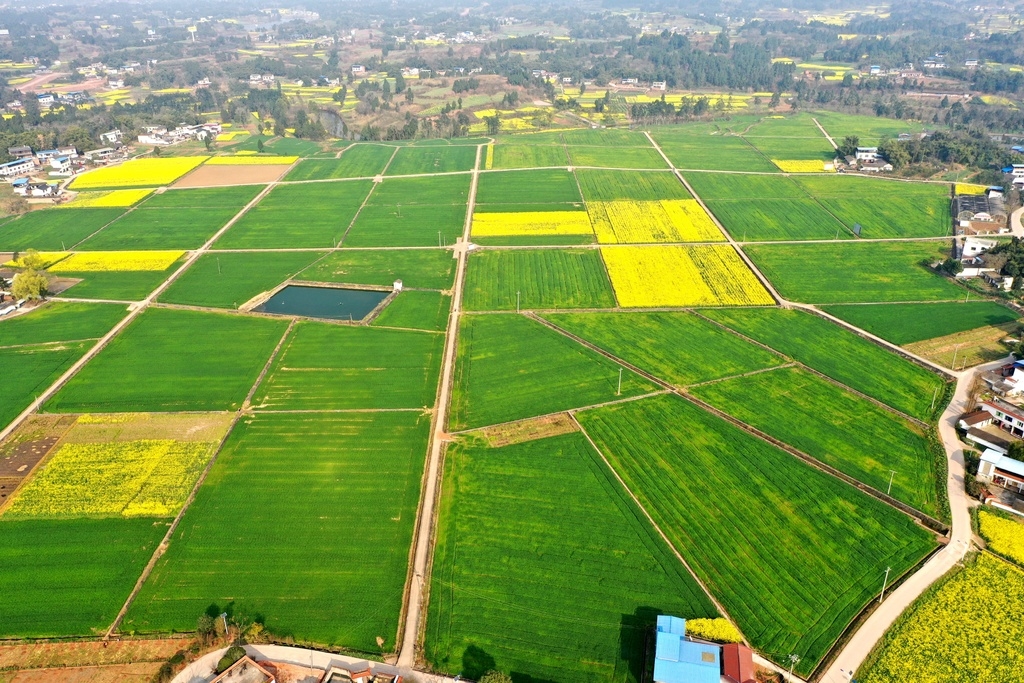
[621,606,659,683]
[462,645,495,680]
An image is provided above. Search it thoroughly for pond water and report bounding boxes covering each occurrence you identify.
[254,285,389,321]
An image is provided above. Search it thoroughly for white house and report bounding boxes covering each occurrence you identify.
[963,237,997,258]
[36,92,55,106]
[978,448,1024,494]
[100,129,122,144]
[0,158,34,177]
[855,146,879,161]
[49,156,71,172]
[351,64,366,74]
[651,81,667,90]
[107,78,124,89]
[1011,164,1024,186]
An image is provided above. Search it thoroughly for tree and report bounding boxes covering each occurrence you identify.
[394,72,406,93]
[769,91,781,109]
[839,135,860,157]
[196,614,216,640]
[1008,440,1024,462]
[712,31,730,53]
[879,139,910,169]
[405,87,414,104]
[11,270,47,299]
[484,113,501,135]
[256,137,265,153]
[479,672,512,683]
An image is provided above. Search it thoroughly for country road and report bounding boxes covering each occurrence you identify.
[820,357,1005,683]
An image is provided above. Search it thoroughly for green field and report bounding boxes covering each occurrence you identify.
[449,314,655,430]
[142,186,263,209]
[816,196,951,238]
[159,251,326,309]
[476,169,582,206]
[343,203,467,247]
[78,206,240,250]
[0,517,167,637]
[56,265,184,301]
[426,432,717,683]
[823,301,1020,345]
[648,132,779,172]
[575,170,689,201]
[463,249,615,311]
[214,181,372,249]
[490,143,568,169]
[744,241,964,303]
[703,308,949,421]
[298,249,456,290]
[46,308,288,413]
[542,312,784,386]
[567,145,668,169]
[252,322,443,410]
[692,366,942,515]
[683,172,806,200]
[577,394,937,676]
[285,145,396,180]
[373,290,451,331]
[1,342,91,430]
[0,302,125,346]
[385,145,477,175]
[746,134,835,161]
[124,412,428,651]
[814,111,926,146]
[707,198,851,241]
[368,174,470,206]
[0,208,125,251]
[562,129,654,146]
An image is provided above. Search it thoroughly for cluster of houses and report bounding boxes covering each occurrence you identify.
[953,188,1008,236]
[209,653,402,683]
[837,146,894,173]
[953,235,1014,291]
[653,616,756,683]
[959,394,1024,504]
[1005,163,1024,187]
[137,122,222,146]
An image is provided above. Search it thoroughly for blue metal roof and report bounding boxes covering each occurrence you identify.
[654,616,720,683]
[0,158,32,167]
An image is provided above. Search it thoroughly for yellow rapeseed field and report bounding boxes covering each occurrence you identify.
[206,155,299,165]
[684,618,743,643]
[955,183,988,195]
[860,553,1024,683]
[601,245,775,307]
[484,144,494,170]
[978,510,1024,565]
[62,189,153,208]
[4,439,216,518]
[589,200,724,243]
[472,211,594,237]
[773,159,835,173]
[71,157,208,189]
[3,252,68,268]
[49,250,185,272]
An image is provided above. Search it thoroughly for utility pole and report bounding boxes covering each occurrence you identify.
[879,566,892,603]
[930,385,940,412]
[617,368,622,396]
[788,654,800,679]
[887,469,897,496]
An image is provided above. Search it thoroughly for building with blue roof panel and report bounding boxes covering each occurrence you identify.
[653,616,721,683]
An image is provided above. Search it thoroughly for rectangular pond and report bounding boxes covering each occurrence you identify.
[254,285,389,321]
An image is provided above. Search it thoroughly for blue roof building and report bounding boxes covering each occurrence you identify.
[653,616,721,683]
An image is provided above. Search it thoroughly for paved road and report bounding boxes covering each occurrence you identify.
[820,358,1005,683]
[1011,206,1024,237]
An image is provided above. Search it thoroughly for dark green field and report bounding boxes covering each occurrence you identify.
[692,366,942,516]
[373,290,451,331]
[649,132,779,172]
[298,249,456,290]
[823,301,1019,345]
[159,251,326,309]
[252,322,443,410]
[463,249,615,311]
[703,308,949,421]
[542,312,784,386]
[707,198,851,241]
[1,342,91,430]
[123,411,429,651]
[450,314,655,430]
[284,145,396,180]
[46,308,288,413]
[143,186,263,208]
[568,145,668,169]
[0,517,167,637]
[577,394,937,677]
[0,302,125,346]
[369,174,471,206]
[0,208,125,251]
[476,169,583,206]
[385,145,477,175]
[426,433,717,683]
[79,206,241,250]
[490,143,568,169]
[58,263,184,301]
[576,169,690,201]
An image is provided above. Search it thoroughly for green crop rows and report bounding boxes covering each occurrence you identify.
[822,302,1020,345]
[463,249,615,311]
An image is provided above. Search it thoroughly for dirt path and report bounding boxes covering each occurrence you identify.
[820,359,1001,683]
[813,117,839,150]
[396,143,483,668]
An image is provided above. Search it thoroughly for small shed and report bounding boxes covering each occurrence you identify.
[979,449,1024,493]
[653,616,720,683]
[721,643,756,683]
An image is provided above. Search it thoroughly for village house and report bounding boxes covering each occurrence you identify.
[49,156,72,173]
[210,656,277,683]
[959,398,1024,454]
[855,146,879,161]
[7,145,32,159]
[107,78,124,89]
[35,92,55,107]
[859,159,893,173]
[100,129,122,144]
[977,448,1024,495]
[1009,164,1024,186]
[0,157,35,177]
[954,189,1008,235]
[652,81,667,90]
[652,615,756,683]
[351,64,366,74]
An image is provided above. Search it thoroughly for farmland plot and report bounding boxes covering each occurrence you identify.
[463,249,615,310]
[746,134,835,162]
[385,145,477,175]
[589,200,723,243]
[159,251,326,309]
[822,302,1019,346]
[252,322,443,410]
[78,206,240,250]
[1,342,91,431]
[142,185,263,209]
[372,290,450,331]
[567,145,668,169]
[284,145,395,180]
[343,203,467,247]
[648,133,778,172]
[369,174,470,206]
[682,172,805,200]
[542,311,784,386]
[816,195,951,238]
[45,308,288,413]
[426,433,717,683]
[575,169,690,201]
[298,249,456,290]
[703,308,949,421]
[0,518,166,638]
[577,394,937,677]
[705,198,851,241]
[124,412,429,651]
[476,169,582,206]
[0,208,125,252]
[0,302,126,346]
[449,314,655,430]
[71,157,207,190]
[692,366,942,516]
[743,241,964,303]
[490,143,568,169]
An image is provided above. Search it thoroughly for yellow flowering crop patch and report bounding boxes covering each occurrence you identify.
[4,439,217,518]
[472,211,594,237]
[589,200,724,243]
[484,144,494,170]
[49,250,184,272]
[955,183,988,195]
[215,131,250,141]
[773,159,835,173]
[71,157,208,189]
[684,618,743,643]
[205,155,298,165]
[62,189,153,208]
[601,245,775,307]
[979,510,1024,566]
[859,553,1024,683]
[3,252,68,269]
